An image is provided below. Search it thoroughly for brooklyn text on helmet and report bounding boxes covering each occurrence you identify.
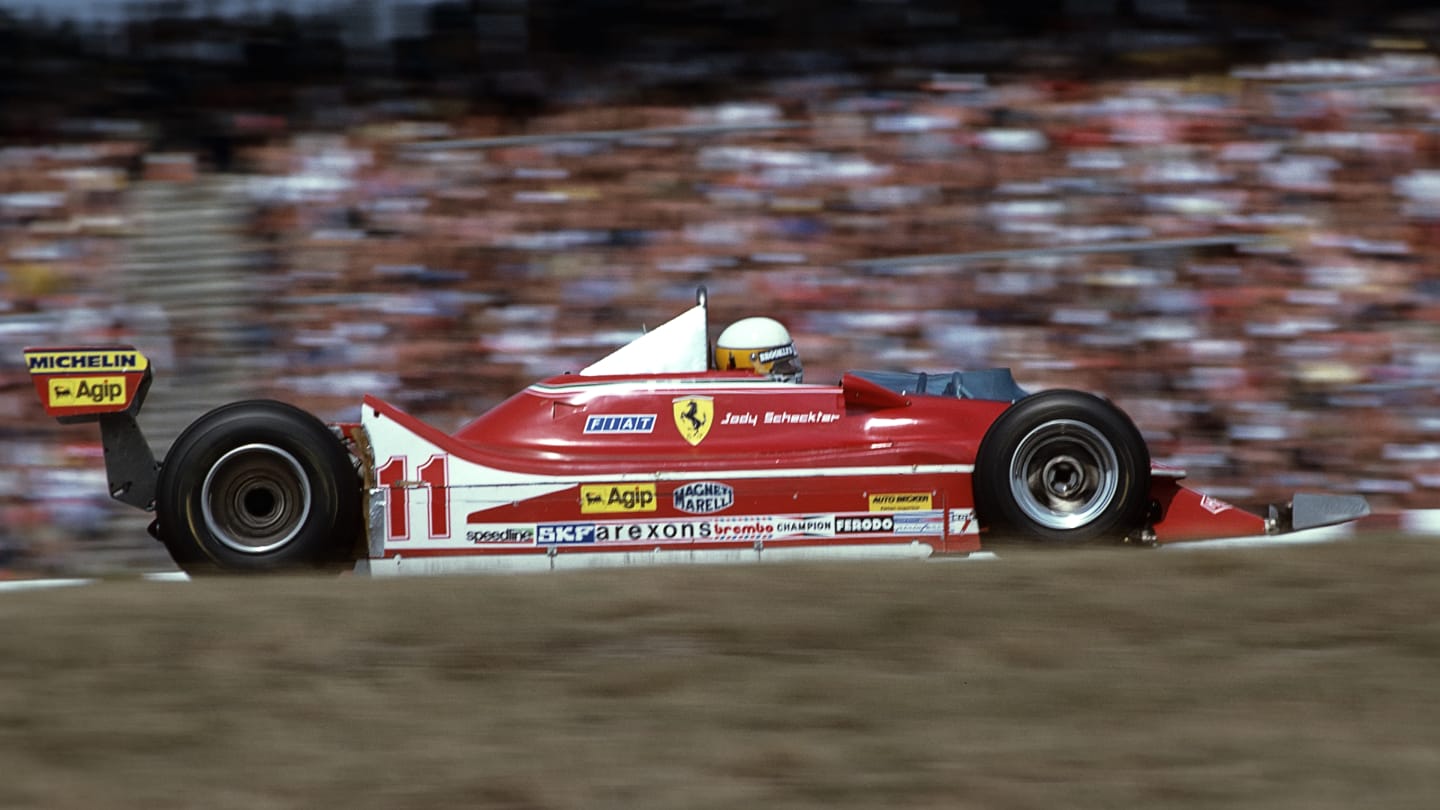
[755,344,797,363]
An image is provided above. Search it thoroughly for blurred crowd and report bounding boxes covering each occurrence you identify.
[3,1,1440,572]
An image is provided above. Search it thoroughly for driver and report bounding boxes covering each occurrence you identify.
[715,317,804,383]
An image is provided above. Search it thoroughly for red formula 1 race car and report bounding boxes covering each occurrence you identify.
[24,290,1369,576]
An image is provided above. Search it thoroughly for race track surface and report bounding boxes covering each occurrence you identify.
[1,530,1438,809]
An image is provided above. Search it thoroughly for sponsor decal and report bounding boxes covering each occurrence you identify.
[578,513,846,544]
[755,344,797,364]
[1199,494,1232,515]
[762,411,839,425]
[538,523,597,545]
[949,509,979,535]
[672,481,734,514]
[25,350,147,374]
[869,492,933,511]
[711,517,776,540]
[581,483,657,514]
[673,396,713,445]
[594,520,714,543]
[47,376,125,407]
[773,515,835,538]
[892,510,944,536]
[583,414,656,434]
[465,527,537,544]
[836,515,895,534]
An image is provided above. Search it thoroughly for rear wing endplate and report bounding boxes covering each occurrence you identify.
[25,346,151,421]
[23,346,159,510]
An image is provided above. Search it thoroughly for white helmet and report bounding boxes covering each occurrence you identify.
[715,317,803,383]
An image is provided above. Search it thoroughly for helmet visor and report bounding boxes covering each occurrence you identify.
[769,354,803,383]
[756,343,802,383]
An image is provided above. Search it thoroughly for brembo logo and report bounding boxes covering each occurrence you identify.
[712,518,774,540]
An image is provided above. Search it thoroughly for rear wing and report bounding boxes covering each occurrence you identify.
[25,346,151,422]
[23,346,159,510]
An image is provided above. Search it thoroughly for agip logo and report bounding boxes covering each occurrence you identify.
[672,396,713,446]
[580,483,658,514]
[48,376,125,407]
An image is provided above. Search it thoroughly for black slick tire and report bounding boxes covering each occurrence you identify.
[973,390,1150,546]
[154,400,360,574]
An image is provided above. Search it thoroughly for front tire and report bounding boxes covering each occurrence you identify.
[155,400,360,574]
[974,390,1150,545]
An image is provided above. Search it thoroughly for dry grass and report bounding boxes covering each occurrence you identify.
[2,536,1440,809]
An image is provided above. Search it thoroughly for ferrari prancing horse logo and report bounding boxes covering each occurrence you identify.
[672,396,713,446]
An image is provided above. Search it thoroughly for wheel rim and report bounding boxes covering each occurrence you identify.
[1008,419,1120,531]
[201,444,312,554]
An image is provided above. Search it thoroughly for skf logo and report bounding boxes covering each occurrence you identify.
[538,523,597,545]
[49,377,125,407]
[672,396,713,446]
[580,483,657,514]
[868,492,932,512]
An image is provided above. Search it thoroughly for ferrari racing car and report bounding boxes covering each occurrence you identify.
[24,289,1370,575]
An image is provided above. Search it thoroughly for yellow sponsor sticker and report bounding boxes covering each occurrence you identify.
[26,349,147,375]
[868,492,933,512]
[48,376,127,408]
[581,483,658,514]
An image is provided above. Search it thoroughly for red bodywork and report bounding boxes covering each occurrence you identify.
[356,367,1272,574]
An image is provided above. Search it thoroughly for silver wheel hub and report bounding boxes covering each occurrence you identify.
[201,444,312,554]
[1042,455,1086,498]
[1009,420,1119,531]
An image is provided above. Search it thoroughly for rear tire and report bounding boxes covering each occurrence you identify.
[974,390,1150,546]
[155,400,360,574]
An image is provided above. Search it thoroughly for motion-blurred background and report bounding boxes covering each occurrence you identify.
[2,0,1438,573]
